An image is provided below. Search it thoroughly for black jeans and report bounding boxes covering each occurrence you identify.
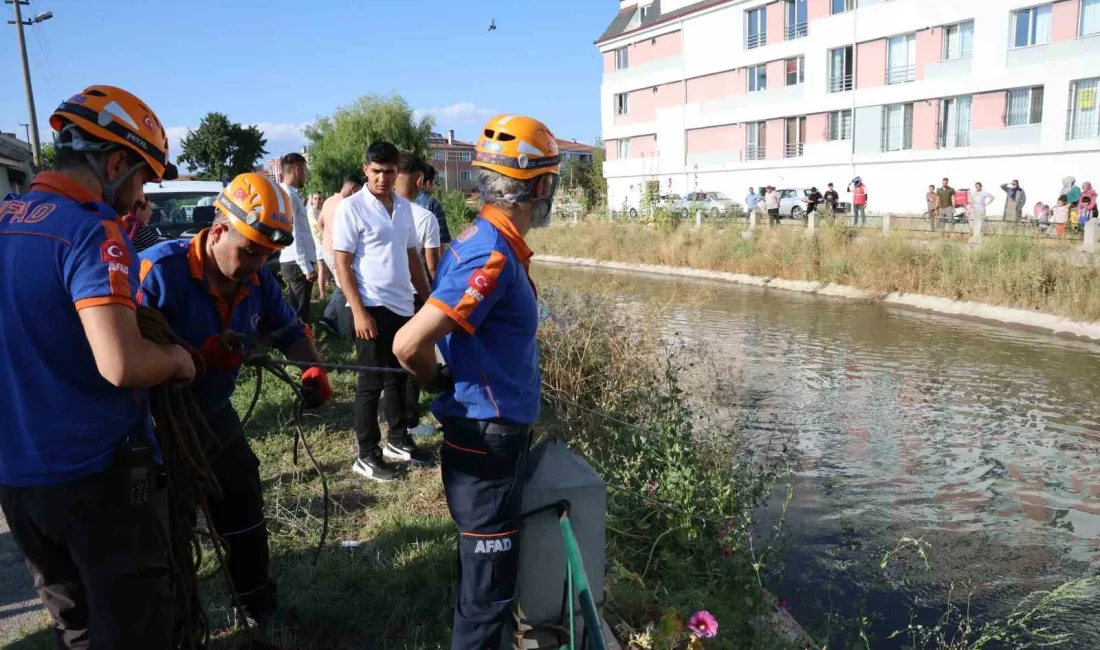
[353,306,412,455]
[440,418,532,650]
[323,285,353,338]
[205,407,275,619]
[0,458,174,649]
[281,262,314,322]
[405,296,425,427]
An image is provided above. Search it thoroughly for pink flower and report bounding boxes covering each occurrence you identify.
[688,610,718,638]
[646,479,659,494]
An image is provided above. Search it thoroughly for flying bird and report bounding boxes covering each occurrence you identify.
[488,18,496,31]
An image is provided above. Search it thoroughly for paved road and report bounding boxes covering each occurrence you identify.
[0,512,47,645]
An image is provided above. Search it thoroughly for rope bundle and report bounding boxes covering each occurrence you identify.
[137,306,239,649]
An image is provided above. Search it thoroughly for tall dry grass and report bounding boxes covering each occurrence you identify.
[529,222,1100,322]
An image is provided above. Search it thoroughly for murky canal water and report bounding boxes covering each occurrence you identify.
[537,262,1100,648]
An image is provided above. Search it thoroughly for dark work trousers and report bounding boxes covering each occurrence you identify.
[405,296,425,427]
[323,285,351,337]
[440,418,532,650]
[0,457,174,649]
[205,407,275,619]
[280,262,314,322]
[353,305,412,456]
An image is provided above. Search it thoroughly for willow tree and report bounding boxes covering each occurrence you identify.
[304,93,434,194]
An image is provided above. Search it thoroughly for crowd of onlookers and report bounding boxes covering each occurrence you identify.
[924,176,1098,236]
[743,179,862,226]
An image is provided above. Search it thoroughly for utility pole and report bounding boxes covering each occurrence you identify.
[7,0,52,170]
[18,123,30,145]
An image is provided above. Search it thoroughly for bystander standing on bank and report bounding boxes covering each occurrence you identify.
[1000,180,1026,222]
[925,184,937,222]
[935,178,955,228]
[848,177,868,226]
[765,186,780,225]
[415,165,452,246]
[806,186,822,217]
[823,183,839,220]
[278,153,318,322]
[745,187,760,217]
[316,175,363,338]
[332,142,433,482]
[968,181,994,244]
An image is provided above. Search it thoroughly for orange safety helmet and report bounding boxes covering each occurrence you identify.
[213,172,295,250]
[473,114,561,181]
[50,85,177,180]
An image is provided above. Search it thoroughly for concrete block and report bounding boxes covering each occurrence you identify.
[881,213,891,237]
[1081,219,1097,253]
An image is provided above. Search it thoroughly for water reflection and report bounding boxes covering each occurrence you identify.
[536,263,1100,648]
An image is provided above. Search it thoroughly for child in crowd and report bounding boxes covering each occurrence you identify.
[1081,196,1099,225]
[1034,202,1050,232]
[1052,195,1069,237]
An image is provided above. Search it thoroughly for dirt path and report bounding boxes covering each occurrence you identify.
[0,512,47,645]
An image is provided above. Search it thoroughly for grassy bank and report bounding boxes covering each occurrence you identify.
[7,291,795,650]
[528,222,1100,323]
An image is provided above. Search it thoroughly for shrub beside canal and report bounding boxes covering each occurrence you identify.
[528,222,1100,323]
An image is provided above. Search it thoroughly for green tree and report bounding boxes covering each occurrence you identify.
[177,112,268,181]
[304,93,434,195]
[40,143,55,170]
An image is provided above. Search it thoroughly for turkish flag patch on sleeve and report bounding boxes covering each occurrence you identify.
[466,269,498,301]
[100,240,131,265]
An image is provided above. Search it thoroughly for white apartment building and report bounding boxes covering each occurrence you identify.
[597,0,1100,215]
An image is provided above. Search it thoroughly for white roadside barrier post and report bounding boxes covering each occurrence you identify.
[806,208,816,236]
[742,207,757,239]
[1082,218,1098,253]
[881,213,891,237]
[695,209,703,229]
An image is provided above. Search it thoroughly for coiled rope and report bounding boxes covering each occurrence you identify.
[136,306,256,649]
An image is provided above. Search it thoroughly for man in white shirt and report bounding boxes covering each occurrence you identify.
[333,142,433,482]
[394,152,441,438]
[277,153,318,321]
[764,186,780,225]
[967,181,995,245]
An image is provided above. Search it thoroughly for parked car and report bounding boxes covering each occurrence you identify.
[143,180,224,240]
[682,191,743,217]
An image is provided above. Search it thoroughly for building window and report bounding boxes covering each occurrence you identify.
[433,151,445,162]
[786,56,805,86]
[615,46,629,70]
[640,3,654,20]
[1082,0,1100,37]
[828,46,854,92]
[939,96,972,148]
[748,64,768,92]
[746,122,767,160]
[942,21,974,60]
[1013,5,1052,48]
[831,0,854,14]
[785,0,808,40]
[886,34,917,84]
[457,151,473,162]
[827,110,853,140]
[1006,86,1044,126]
[459,171,473,182]
[882,103,914,151]
[616,139,631,159]
[746,7,767,49]
[1067,78,1100,140]
[785,116,806,158]
[615,93,630,115]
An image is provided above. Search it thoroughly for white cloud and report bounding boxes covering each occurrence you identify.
[164,122,310,170]
[413,102,498,127]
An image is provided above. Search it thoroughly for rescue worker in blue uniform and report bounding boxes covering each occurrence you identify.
[138,172,331,630]
[394,114,561,650]
[0,85,195,649]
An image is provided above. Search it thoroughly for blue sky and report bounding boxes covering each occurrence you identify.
[0,0,610,163]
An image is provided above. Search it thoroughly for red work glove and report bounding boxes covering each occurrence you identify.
[300,367,331,409]
[196,332,244,375]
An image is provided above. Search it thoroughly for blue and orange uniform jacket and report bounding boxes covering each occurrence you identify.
[428,204,541,426]
[0,173,148,487]
[137,230,308,418]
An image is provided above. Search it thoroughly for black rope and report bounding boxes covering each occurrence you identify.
[240,356,329,565]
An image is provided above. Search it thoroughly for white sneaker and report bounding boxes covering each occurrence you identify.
[407,423,437,438]
[352,454,396,482]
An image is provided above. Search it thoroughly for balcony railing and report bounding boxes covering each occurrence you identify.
[827,74,853,93]
[784,142,804,158]
[886,64,916,85]
[785,22,808,40]
[745,32,766,49]
[745,145,766,161]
